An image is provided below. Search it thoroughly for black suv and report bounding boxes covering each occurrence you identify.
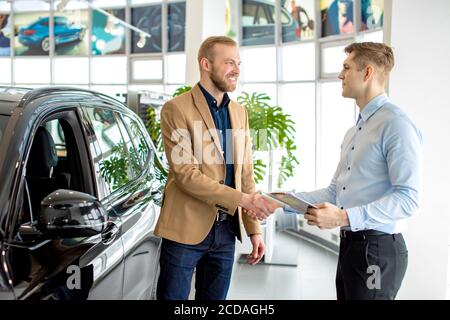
[0,87,166,300]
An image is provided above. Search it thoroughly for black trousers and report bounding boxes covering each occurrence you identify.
[336,231,408,300]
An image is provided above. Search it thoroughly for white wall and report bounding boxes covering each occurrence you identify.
[389,0,450,299]
[185,0,226,85]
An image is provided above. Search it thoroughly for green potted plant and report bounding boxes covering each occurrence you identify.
[237,91,299,188]
[145,86,299,189]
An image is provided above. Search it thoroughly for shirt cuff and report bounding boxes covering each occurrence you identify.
[346,207,365,231]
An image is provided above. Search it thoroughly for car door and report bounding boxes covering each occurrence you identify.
[62,106,126,300]
[2,107,125,300]
[116,113,164,300]
[84,105,163,299]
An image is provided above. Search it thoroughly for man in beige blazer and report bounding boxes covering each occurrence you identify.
[155,36,277,300]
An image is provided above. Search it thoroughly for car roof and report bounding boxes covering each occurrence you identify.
[0,86,136,122]
[0,87,29,115]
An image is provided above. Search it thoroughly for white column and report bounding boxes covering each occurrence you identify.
[389,0,450,299]
[185,0,227,86]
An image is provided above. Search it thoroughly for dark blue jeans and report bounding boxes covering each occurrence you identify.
[157,219,236,300]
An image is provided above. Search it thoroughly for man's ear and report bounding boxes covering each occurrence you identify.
[200,57,211,72]
[364,64,375,82]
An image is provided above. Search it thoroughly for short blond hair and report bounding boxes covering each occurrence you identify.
[197,36,237,65]
[345,42,395,74]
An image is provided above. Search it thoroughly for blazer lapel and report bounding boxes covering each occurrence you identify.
[191,84,224,160]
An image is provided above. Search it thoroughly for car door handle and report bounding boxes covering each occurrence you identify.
[101,222,119,245]
[251,32,266,37]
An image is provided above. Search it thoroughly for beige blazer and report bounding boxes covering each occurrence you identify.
[154,84,260,244]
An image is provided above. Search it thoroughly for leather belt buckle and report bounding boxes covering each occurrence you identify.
[340,230,366,240]
[216,211,229,222]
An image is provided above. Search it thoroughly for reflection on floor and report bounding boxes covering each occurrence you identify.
[227,231,338,300]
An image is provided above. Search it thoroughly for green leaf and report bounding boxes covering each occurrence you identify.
[146,106,164,153]
[143,85,300,189]
[253,160,267,184]
[173,86,192,97]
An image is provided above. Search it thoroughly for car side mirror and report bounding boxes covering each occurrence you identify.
[38,189,108,238]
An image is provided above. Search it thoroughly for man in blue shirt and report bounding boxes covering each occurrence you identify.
[297,42,423,299]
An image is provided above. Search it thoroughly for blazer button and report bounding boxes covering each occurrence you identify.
[219,180,224,184]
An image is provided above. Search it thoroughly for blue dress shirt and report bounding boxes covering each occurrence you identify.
[294,94,423,234]
[199,84,235,188]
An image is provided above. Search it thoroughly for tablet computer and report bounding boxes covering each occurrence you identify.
[259,191,317,214]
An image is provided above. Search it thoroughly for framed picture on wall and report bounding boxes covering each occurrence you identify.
[282,0,315,42]
[91,8,126,55]
[0,13,11,56]
[361,0,384,31]
[14,12,51,56]
[241,0,276,46]
[131,4,162,54]
[167,2,185,52]
[320,0,355,37]
[53,10,89,56]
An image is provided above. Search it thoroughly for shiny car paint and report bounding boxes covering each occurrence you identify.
[0,87,165,300]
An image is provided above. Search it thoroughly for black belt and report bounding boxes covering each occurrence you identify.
[340,229,392,241]
[216,211,230,222]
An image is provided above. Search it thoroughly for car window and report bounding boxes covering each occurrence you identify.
[43,119,67,157]
[54,17,68,26]
[122,115,151,170]
[115,115,142,176]
[0,115,8,146]
[242,1,258,26]
[21,112,91,225]
[85,107,140,194]
[265,3,275,24]
[281,8,291,24]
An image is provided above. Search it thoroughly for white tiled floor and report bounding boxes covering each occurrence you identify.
[227,231,338,300]
[447,245,450,299]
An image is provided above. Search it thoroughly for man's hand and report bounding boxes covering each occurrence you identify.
[304,202,349,229]
[239,192,279,220]
[247,234,265,265]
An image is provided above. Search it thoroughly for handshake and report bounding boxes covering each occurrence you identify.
[239,191,351,228]
[239,191,282,220]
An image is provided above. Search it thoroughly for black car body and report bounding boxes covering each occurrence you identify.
[0,87,166,300]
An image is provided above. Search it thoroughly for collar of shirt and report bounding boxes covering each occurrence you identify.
[359,93,390,122]
[198,83,230,110]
